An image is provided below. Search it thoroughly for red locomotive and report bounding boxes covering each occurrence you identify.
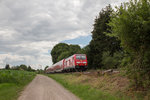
[46,54,88,73]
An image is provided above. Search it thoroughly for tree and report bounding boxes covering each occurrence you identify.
[51,43,70,63]
[27,66,32,71]
[51,43,82,63]
[5,64,10,69]
[11,65,20,70]
[19,64,28,70]
[89,5,121,69]
[57,51,72,61]
[44,66,49,72]
[108,0,150,89]
[69,45,81,54]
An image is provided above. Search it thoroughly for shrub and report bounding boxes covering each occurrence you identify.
[102,51,123,69]
[0,70,35,85]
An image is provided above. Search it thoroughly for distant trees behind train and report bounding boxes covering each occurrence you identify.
[51,43,83,64]
[3,64,35,72]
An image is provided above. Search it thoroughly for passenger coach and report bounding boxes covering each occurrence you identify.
[46,54,88,73]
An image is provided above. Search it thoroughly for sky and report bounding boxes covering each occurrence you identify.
[0,0,128,69]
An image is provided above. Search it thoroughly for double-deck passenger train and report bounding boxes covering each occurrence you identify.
[46,54,88,73]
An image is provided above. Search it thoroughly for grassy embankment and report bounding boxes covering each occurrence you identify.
[0,70,36,100]
[48,71,132,100]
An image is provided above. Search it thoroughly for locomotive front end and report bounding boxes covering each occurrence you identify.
[75,54,88,71]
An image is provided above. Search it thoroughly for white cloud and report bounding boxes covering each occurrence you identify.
[0,0,129,69]
[0,53,52,69]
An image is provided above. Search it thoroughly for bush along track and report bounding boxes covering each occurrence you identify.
[0,70,36,100]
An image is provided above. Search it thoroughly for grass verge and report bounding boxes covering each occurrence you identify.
[48,74,128,100]
[0,70,36,100]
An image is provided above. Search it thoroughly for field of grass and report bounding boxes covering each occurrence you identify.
[48,73,129,100]
[0,70,36,100]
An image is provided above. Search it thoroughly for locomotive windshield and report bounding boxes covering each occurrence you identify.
[76,55,86,60]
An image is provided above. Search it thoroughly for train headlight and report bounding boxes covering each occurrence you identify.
[83,62,86,64]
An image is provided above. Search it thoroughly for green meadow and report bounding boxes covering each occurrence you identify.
[0,70,36,100]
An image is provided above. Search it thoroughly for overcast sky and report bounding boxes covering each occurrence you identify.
[0,0,128,69]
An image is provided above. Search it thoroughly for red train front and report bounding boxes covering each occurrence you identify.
[74,54,88,68]
[63,54,88,72]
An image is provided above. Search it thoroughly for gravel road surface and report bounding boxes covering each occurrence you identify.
[18,74,80,100]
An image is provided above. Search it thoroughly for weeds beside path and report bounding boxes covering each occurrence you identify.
[48,73,129,100]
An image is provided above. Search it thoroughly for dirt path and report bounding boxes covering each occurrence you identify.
[18,74,80,100]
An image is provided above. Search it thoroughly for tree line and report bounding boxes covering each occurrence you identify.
[4,64,35,72]
[51,0,150,90]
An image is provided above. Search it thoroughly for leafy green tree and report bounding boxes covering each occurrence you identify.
[69,44,81,54]
[5,64,10,69]
[51,43,82,64]
[57,44,82,61]
[108,0,150,88]
[89,5,121,69]
[37,69,44,74]
[102,51,124,69]
[11,65,20,70]
[44,66,49,72]
[19,64,28,70]
[57,51,72,61]
[51,43,70,63]
[27,66,32,71]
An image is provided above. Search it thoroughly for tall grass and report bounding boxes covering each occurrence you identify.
[0,70,36,100]
[48,74,127,100]
[0,70,35,85]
